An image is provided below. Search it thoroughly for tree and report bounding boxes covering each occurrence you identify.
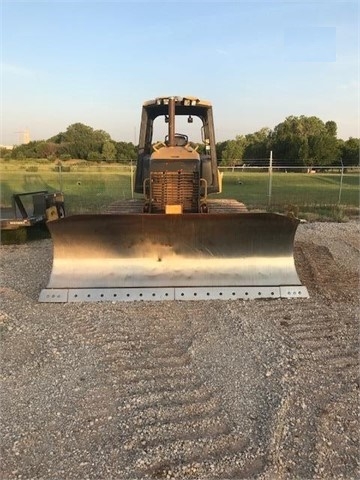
[115,142,137,162]
[325,120,337,137]
[307,134,339,165]
[102,141,117,162]
[50,123,110,160]
[11,140,51,159]
[35,141,58,158]
[220,135,247,165]
[271,116,340,165]
[87,151,103,162]
[216,141,228,162]
[339,138,360,166]
[243,128,271,161]
[93,129,111,144]
[0,147,10,157]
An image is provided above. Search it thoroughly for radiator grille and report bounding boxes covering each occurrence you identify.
[150,171,199,213]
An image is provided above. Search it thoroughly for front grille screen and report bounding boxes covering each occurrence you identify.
[150,171,199,213]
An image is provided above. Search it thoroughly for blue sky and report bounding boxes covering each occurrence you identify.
[1,0,358,146]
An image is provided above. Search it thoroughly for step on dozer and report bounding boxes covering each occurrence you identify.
[39,96,308,302]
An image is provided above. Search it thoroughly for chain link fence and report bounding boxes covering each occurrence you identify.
[1,161,359,215]
[218,165,359,210]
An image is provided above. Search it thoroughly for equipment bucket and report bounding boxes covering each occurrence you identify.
[39,213,308,302]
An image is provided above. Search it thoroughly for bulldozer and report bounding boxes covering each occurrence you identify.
[39,96,308,302]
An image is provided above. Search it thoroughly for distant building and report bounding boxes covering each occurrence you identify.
[14,129,30,145]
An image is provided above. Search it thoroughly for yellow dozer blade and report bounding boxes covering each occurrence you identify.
[39,212,308,302]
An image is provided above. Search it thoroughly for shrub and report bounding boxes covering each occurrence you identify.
[59,154,72,161]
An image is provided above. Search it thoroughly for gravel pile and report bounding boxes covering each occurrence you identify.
[0,221,359,479]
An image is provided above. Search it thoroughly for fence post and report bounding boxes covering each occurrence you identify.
[58,163,63,192]
[338,159,344,205]
[130,161,134,199]
[268,151,273,207]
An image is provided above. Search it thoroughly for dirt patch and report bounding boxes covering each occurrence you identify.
[295,241,359,302]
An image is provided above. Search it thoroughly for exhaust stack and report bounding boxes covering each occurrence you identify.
[168,97,176,147]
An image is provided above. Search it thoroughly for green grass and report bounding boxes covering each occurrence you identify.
[1,161,359,220]
[220,172,359,208]
[0,166,133,214]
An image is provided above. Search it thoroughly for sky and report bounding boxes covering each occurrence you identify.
[1,0,358,146]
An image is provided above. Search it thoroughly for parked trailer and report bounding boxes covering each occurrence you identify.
[0,191,65,231]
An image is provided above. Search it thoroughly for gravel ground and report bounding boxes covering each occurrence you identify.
[0,221,359,479]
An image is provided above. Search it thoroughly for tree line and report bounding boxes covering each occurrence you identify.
[3,123,137,164]
[218,116,358,166]
[2,116,359,166]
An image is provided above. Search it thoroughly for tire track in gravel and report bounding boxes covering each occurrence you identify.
[267,239,359,479]
[71,313,265,479]
[271,299,359,479]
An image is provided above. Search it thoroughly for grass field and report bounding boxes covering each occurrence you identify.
[1,161,359,220]
[221,170,359,208]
